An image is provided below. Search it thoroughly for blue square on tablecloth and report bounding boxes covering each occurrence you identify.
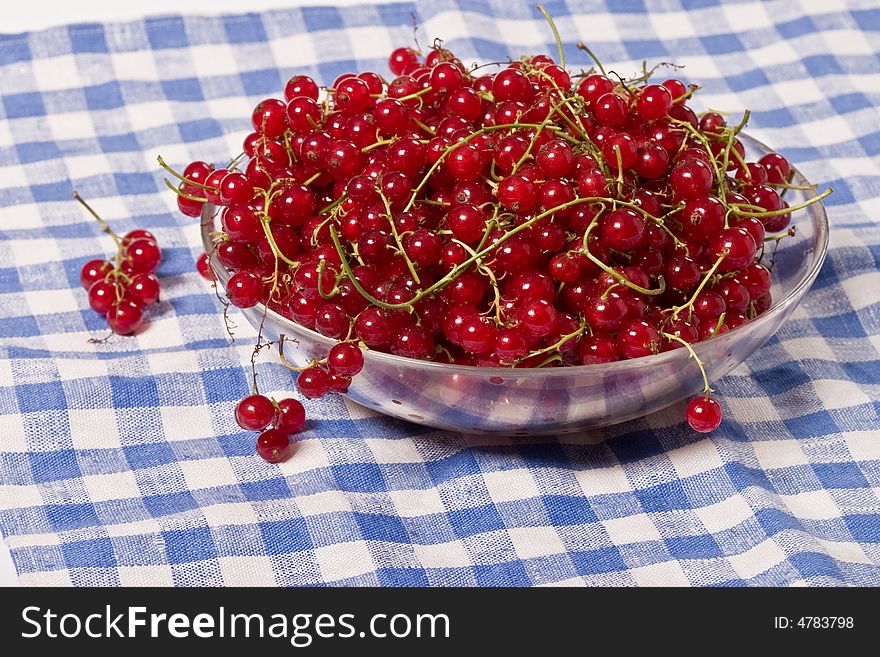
[124,442,177,469]
[61,536,116,568]
[162,526,216,564]
[0,35,30,65]
[241,477,290,501]
[44,502,99,532]
[146,16,189,49]
[258,517,312,554]
[544,495,599,526]
[331,462,386,493]
[448,503,505,537]
[143,491,199,517]
[813,462,869,489]
[29,450,80,484]
[161,77,204,101]
[756,507,803,536]
[776,16,815,40]
[302,7,344,31]
[790,551,844,580]
[84,81,126,110]
[69,24,108,53]
[784,411,840,440]
[377,567,429,586]
[113,171,157,195]
[16,141,63,165]
[223,14,267,43]
[474,561,530,586]
[571,547,627,575]
[666,534,723,560]
[701,33,744,54]
[851,9,880,29]
[426,450,479,485]
[0,315,40,338]
[180,118,224,143]
[844,514,880,543]
[16,381,67,413]
[109,375,160,409]
[635,480,692,512]
[240,69,283,96]
[98,133,140,153]
[3,92,45,119]
[354,512,409,543]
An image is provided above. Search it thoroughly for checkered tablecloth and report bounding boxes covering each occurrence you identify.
[0,0,878,587]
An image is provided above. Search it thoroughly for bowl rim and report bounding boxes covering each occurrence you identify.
[202,133,829,378]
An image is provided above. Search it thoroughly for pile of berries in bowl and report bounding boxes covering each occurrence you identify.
[160,13,829,452]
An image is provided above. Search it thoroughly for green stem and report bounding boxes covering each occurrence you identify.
[537,4,565,68]
[670,252,726,319]
[72,191,122,246]
[157,155,214,191]
[662,332,712,394]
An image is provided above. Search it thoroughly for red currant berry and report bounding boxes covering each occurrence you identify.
[256,428,290,463]
[686,396,723,432]
[327,343,365,376]
[227,271,263,308]
[124,273,160,307]
[106,300,143,335]
[235,394,276,431]
[80,259,112,289]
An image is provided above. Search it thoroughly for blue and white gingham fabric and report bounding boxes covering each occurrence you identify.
[1,0,879,587]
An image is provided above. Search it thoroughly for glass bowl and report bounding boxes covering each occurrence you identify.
[201,134,828,435]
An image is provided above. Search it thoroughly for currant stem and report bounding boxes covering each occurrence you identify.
[669,252,726,320]
[662,332,713,395]
[156,155,214,191]
[164,178,208,202]
[72,191,122,247]
[537,5,565,68]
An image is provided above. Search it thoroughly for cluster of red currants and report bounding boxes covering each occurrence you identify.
[75,192,163,335]
[234,394,307,462]
[164,20,827,449]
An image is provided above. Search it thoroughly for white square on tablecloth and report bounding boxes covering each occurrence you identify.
[69,407,121,450]
[117,564,175,586]
[483,468,540,504]
[728,538,787,580]
[815,538,872,565]
[0,164,28,190]
[630,560,691,587]
[81,469,141,503]
[569,13,622,44]
[694,494,755,534]
[779,489,841,521]
[668,440,725,480]
[648,11,697,39]
[507,526,566,560]
[18,569,73,586]
[387,488,446,518]
[366,437,423,464]
[0,483,43,509]
[294,490,352,517]
[314,540,375,582]
[602,512,662,545]
[346,26,394,62]
[752,439,810,470]
[412,539,471,569]
[574,464,632,496]
[219,556,277,586]
[178,457,238,490]
[105,516,162,538]
[189,42,239,79]
[159,405,216,443]
[201,502,260,527]
[0,413,28,452]
[277,439,330,476]
[45,110,97,142]
[31,54,81,91]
